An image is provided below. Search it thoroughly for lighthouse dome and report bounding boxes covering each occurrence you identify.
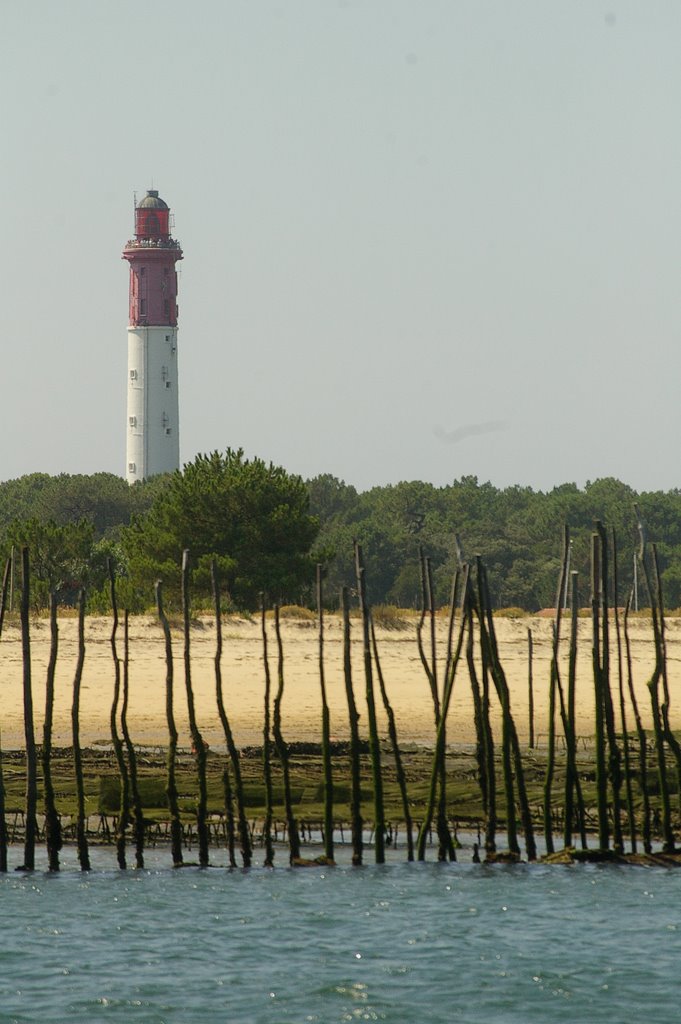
[138,190,169,210]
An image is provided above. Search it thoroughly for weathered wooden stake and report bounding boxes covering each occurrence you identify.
[341,586,363,866]
[108,559,130,869]
[182,550,209,867]
[371,614,414,861]
[316,565,335,864]
[20,547,37,871]
[260,596,275,867]
[417,569,468,861]
[211,562,251,868]
[43,593,62,871]
[591,532,610,851]
[527,628,534,749]
[466,592,496,854]
[595,521,624,853]
[354,543,385,864]
[612,530,636,853]
[273,606,301,863]
[122,611,144,868]
[478,559,536,860]
[0,558,10,873]
[155,581,183,867]
[623,594,651,853]
[72,589,91,871]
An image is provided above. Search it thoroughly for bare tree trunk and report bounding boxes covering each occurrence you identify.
[182,550,209,867]
[260,597,275,867]
[591,532,609,851]
[354,543,385,864]
[415,550,454,859]
[371,615,413,860]
[478,559,536,860]
[633,511,674,851]
[122,612,144,868]
[108,559,130,869]
[545,526,571,854]
[155,581,183,867]
[612,530,636,853]
[212,586,236,870]
[475,557,517,857]
[0,558,10,872]
[566,572,588,849]
[624,596,651,853]
[466,594,496,854]
[527,628,534,749]
[651,545,681,818]
[43,593,62,871]
[316,566,335,864]
[341,586,363,866]
[20,547,37,871]
[211,562,251,868]
[272,607,301,863]
[417,569,468,861]
[72,589,90,871]
[595,521,624,853]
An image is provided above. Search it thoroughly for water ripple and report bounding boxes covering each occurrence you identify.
[0,858,680,1022]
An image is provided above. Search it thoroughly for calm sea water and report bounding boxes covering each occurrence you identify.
[1,844,680,1024]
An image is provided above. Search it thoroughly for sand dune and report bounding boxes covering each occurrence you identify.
[0,612,676,751]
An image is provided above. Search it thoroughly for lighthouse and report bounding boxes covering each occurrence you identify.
[122,189,183,483]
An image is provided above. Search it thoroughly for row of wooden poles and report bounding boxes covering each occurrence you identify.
[0,514,679,872]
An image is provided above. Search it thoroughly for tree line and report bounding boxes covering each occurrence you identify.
[2,458,681,611]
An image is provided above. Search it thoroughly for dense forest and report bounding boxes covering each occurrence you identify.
[1,464,681,611]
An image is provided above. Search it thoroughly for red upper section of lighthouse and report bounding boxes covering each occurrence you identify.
[122,189,183,328]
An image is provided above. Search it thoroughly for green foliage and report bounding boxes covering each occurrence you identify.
[0,471,158,539]
[309,474,681,612]
[122,449,319,610]
[5,463,681,612]
[2,519,95,609]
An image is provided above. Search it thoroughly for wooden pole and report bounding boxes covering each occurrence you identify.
[42,593,62,871]
[341,586,363,866]
[624,594,651,853]
[211,562,251,868]
[182,550,209,867]
[260,596,275,867]
[595,521,624,853]
[566,572,588,849]
[651,544,681,817]
[466,592,496,854]
[475,556,518,857]
[72,589,90,871]
[612,530,636,853]
[108,559,130,869]
[272,605,301,863]
[591,532,609,851]
[417,569,468,861]
[354,542,385,864]
[527,628,534,749]
[371,614,414,860]
[122,611,144,868]
[155,581,183,867]
[544,526,571,855]
[478,560,536,860]
[0,558,10,872]
[316,565,335,864]
[20,547,37,871]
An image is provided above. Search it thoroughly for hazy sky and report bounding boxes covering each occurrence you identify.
[2,1,681,492]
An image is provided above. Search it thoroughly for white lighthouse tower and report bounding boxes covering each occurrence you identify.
[122,189,183,483]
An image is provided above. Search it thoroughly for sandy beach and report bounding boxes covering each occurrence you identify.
[0,611,678,751]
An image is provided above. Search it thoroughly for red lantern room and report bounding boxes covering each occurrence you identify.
[122,190,183,328]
